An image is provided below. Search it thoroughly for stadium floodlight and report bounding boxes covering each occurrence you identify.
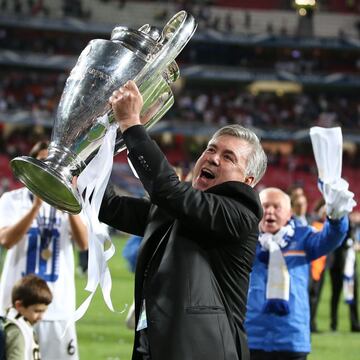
[293,0,316,16]
[294,0,316,5]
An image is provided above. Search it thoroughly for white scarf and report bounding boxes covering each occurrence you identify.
[258,222,294,315]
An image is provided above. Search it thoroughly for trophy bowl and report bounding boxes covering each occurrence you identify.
[11,152,82,213]
[11,11,197,214]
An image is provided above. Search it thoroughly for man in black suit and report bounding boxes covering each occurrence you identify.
[99,81,267,360]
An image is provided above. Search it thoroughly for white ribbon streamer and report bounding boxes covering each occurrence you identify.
[75,120,118,321]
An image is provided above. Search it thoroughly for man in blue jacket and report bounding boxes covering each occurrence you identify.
[245,187,351,360]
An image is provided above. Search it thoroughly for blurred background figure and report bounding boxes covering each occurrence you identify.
[291,192,310,226]
[328,217,360,332]
[309,198,327,333]
[77,249,89,276]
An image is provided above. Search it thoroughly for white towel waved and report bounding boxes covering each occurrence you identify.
[310,126,356,219]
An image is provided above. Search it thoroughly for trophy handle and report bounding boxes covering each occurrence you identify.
[111,60,178,156]
[109,11,196,156]
[133,11,197,89]
[103,11,196,158]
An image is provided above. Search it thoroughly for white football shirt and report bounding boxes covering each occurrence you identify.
[0,188,76,320]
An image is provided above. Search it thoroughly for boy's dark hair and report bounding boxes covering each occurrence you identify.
[29,141,49,159]
[11,274,52,307]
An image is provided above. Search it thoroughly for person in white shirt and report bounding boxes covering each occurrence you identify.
[0,141,88,360]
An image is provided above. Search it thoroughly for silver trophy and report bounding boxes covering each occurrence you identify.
[11,11,197,214]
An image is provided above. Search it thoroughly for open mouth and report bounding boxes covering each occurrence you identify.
[265,219,276,225]
[200,168,215,179]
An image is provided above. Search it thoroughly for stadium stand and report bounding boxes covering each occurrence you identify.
[0,0,359,210]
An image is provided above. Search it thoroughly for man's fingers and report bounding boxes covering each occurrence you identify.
[111,81,138,95]
[124,80,141,95]
[123,80,141,95]
[109,85,134,103]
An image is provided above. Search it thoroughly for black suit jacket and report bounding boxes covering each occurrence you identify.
[99,126,263,360]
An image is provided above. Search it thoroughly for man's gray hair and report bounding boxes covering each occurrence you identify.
[210,124,267,186]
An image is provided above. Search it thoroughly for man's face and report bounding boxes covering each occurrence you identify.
[192,134,253,191]
[260,189,291,234]
[292,195,307,216]
[17,302,48,325]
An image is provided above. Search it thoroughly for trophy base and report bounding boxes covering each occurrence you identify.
[11,156,82,214]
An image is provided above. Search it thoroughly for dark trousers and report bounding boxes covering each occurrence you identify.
[250,350,307,360]
[328,249,359,330]
[309,269,326,331]
[137,330,151,360]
